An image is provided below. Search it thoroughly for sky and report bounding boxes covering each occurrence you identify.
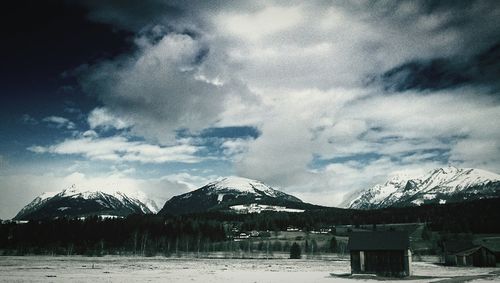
[1,0,500,219]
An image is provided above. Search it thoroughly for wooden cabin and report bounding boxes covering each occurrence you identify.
[478,239,500,263]
[443,240,476,265]
[444,242,496,267]
[348,231,412,277]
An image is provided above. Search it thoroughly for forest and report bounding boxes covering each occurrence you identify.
[1,197,499,256]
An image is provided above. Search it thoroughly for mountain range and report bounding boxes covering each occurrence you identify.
[13,167,500,219]
[345,166,500,209]
[14,185,158,220]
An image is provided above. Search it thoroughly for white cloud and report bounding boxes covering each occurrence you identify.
[232,87,500,206]
[81,33,255,143]
[28,135,203,164]
[88,107,131,130]
[21,114,37,125]
[26,146,46,154]
[42,116,76,130]
[82,130,98,138]
[217,5,303,42]
[202,1,500,90]
[162,172,216,190]
[221,138,252,161]
[23,1,500,208]
[450,139,500,169]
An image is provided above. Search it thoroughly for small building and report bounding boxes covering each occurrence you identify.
[477,238,500,263]
[443,240,475,266]
[233,232,250,241]
[348,231,412,277]
[444,241,496,267]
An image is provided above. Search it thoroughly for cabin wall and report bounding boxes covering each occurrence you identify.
[445,254,457,266]
[350,251,361,273]
[350,250,410,277]
[494,252,500,263]
[405,249,412,276]
[472,248,496,267]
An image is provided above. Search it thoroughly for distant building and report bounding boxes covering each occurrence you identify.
[1,220,28,224]
[233,232,250,241]
[476,238,500,263]
[348,231,412,277]
[444,241,496,267]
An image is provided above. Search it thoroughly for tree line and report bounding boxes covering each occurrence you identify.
[1,197,499,256]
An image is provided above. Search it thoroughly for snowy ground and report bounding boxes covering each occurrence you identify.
[0,256,499,282]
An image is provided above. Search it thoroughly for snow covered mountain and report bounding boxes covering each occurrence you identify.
[14,185,159,220]
[346,166,500,209]
[158,176,317,215]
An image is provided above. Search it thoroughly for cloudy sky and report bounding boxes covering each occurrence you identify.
[1,0,500,218]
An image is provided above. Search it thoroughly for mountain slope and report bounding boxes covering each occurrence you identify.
[14,185,158,220]
[346,166,500,209]
[158,176,318,215]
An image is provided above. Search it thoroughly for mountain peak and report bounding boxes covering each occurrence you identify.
[211,176,263,186]
[347,166,500,209]
[431,165,460,175]
[206,176,282,197]
[60,184,80,195]
[158,176,308,215]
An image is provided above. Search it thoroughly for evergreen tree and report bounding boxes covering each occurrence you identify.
[289,242,301,259]
[421,224,431,241]
[329,236,338,253]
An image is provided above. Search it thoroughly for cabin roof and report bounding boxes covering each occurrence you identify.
[476,238,500,252]
[449,245,496,256]
[455,246,480,256]
[482,243,500,252]
[348,231,410,251]
[444,240,476,254]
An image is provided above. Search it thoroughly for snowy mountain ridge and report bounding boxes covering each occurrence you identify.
[158,176,312,215]
[14,185,158,220]
[205,176,295,199]
[346,166,500,209]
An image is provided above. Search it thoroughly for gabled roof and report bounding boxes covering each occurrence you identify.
[443,240,476,254]
[476,238,500,252]
[348,231,410,251]
[481,242,500,253]
[454,246,483,256]
[448,245,496,256]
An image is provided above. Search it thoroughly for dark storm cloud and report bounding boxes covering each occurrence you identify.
[75,0,261,35]
[76,0,185,32]
[73,0,500,93]
[199,127,260,140]
[378,42,500,92]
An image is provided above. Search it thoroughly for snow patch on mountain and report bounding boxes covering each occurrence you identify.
[206,176,282,198]
[16,191,59,218]
[117,190,159,214]
[230,203,305,214]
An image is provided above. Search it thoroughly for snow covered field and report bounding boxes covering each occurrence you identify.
[0,256,499,282]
